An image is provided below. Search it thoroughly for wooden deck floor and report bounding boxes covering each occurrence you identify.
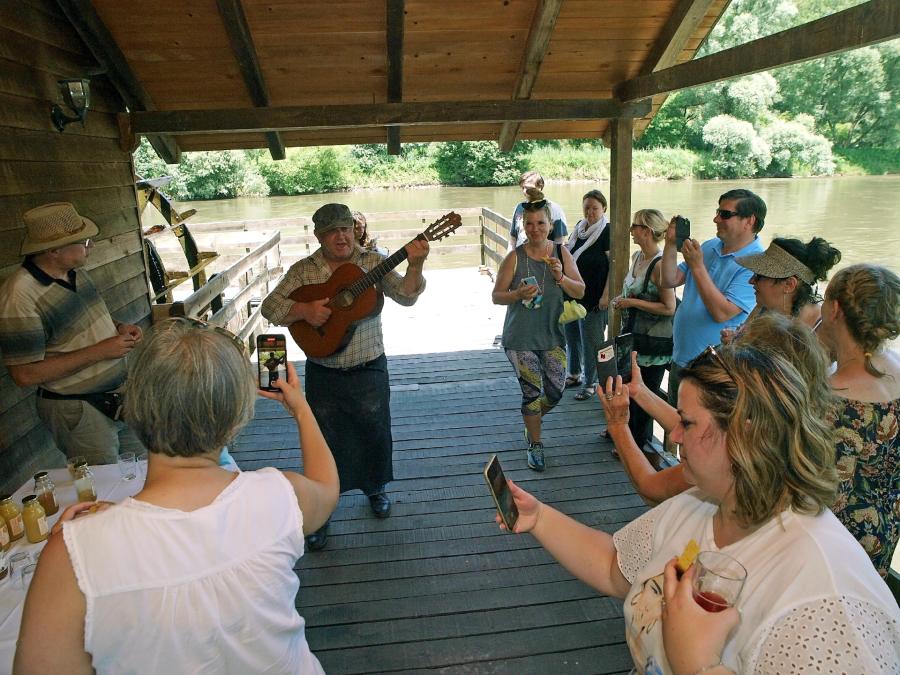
[232,348,648,674]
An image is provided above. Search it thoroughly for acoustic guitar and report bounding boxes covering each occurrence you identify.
[288,212,462,358]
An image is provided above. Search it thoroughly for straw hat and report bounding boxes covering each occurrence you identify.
[20,202,99,255]
[736,242,816,285]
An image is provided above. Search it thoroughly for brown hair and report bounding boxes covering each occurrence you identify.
[682,344,837,526]
[825,264,900,377]
[582,189,607,210]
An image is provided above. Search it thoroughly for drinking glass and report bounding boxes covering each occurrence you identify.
[692,550,747,613]
[118,452,137,480]
[67,455,86,479]
[19,562,37,590]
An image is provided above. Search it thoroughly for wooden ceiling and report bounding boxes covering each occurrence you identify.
[53,0,898,161]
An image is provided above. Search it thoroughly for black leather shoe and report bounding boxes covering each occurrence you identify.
[368,492,392,518]
[305,522,329,551]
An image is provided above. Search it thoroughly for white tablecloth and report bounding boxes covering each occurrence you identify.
[0,463,145,673]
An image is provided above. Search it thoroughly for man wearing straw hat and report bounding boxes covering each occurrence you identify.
[0,202,144,464]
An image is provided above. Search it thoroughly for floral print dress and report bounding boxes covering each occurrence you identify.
[828,396,899,578]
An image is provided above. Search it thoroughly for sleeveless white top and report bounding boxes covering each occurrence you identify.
[63,467,324,674]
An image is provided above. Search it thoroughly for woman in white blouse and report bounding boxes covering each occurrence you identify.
[496,343,899,674]
[15,319,339,674]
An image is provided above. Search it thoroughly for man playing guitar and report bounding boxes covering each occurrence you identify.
[261,203,429,551]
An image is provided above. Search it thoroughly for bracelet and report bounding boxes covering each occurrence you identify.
[555,275,564,285]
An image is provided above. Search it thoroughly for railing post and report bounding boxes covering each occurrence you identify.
[479,215,485,267]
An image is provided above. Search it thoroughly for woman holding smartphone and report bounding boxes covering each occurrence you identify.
[492,197,584,472]
[496,342,898,672]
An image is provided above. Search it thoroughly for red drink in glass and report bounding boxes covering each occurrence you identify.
[694,590,729,613]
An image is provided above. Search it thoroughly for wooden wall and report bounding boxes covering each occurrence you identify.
[0,0,150,494]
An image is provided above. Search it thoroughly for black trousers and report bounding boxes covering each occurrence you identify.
[629,363,668,450]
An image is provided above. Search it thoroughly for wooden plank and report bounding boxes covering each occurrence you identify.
[214,0,284,160]
[498,0,563,151]
[608,117,633,338]
[617,0,900,101]
[0,423,61,497]
[0,92,123,139]
[130,98,653,134]
[638,0,720,74]
[385,0,405,154]
[0,0,88,55]
[0,56,124,115]
[55,0,181,163]
[0,123,129,163]
[0,157,134,199]
[0,189,140,233]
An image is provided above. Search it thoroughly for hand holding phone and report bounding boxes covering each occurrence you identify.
[520,276,542,309]
[257,334,287,392]
[674,216,691,252]
[596,333,634,385]
[484,455,519,531]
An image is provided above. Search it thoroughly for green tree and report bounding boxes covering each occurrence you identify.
[257,148,347,195]
[700,115,771,178]
[434,141,526,186]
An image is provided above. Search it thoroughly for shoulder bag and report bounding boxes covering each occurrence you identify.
[621,255,673,356]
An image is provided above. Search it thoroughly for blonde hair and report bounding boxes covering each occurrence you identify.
[682,345,837,526]
[124,320,256,457]
[825,263,900,377]
[633,209,667,241]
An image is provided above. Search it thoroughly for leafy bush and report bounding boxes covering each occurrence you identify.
[760,119,834,176]
[257,147,348,195]
[434,141,526,186]
[348,143,439,187]
[833,147,900,175]
[527,142,609,181]
[170,151,269,200]
[700,115,771,178]
[133,138,170,179]
[633,147,698,179]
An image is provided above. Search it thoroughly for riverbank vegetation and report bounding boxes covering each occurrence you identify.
[134,0,897,201]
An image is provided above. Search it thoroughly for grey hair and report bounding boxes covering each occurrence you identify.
[124,319,257,457]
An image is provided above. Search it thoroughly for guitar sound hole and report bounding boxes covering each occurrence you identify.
[334,289,355,309]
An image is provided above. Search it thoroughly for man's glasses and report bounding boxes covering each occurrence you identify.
[715,208,743,220]
[688,344,736,383]
[171,316,248,356]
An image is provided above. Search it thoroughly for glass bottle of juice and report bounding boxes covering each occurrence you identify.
[21,495,49,544]
[73,462,97,502]
[0,511,10,551]
[33,471,59,516]
[0,496,25,542]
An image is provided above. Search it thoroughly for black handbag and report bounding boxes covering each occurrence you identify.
[621,256,674,357]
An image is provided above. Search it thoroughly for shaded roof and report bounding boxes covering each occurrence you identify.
[84,0,728,154]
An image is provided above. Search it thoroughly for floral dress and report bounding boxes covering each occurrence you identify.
[828,396,900,578]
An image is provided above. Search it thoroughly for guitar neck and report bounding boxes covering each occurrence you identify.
[347,234,424,298]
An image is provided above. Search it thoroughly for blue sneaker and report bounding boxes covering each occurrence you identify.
[526,442,545,472]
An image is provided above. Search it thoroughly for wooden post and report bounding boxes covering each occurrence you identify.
[608,117,633,338]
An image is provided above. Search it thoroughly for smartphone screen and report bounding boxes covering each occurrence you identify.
[675,216,691,252]
[520,276,542,309]
[257,334,287,392]
[484,454,518,531]
[615,333,634,384]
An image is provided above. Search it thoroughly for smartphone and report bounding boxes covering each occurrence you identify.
[257,334,287,392]
[484,454,518,531]
[520,275,542,309]
[596,333,634,386]
[674,216,691,252]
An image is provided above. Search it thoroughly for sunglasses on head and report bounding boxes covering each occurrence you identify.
[715,208,743,220]
[522,199,548,211]
[688,344,737,383]
[170,316,248,356]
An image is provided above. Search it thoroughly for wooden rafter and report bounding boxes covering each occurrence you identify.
[617,0,899,101]
[498,0,563,152]
[215,0,285,160]
[642,0,718,74]
[55,0,181,164]
[386,0,404,155]
[129,98,653,135]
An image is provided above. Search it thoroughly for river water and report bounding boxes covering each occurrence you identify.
[178,175,898,275]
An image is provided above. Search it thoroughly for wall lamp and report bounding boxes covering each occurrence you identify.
[51,79,91,132]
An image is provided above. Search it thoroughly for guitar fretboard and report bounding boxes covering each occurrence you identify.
[345,240,416,299]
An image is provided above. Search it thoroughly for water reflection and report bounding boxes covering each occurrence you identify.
[174,176,899,274]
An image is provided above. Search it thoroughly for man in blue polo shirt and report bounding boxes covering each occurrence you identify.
[660,188,765,406]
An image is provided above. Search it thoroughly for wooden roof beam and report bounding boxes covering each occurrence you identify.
[498,0,563,152]
[56,0,181,164]
[642,0,718,74]
[617,0,899,102]
[386,0,404,155]
[215,0,285,160]
[129,98,653,135]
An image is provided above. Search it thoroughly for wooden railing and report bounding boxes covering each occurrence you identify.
[150,232,282,354]
[479,207,510,269]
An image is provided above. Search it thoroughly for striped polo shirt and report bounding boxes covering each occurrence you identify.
[0,261,126,395]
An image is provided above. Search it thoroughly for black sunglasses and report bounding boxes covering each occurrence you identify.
[715,208,743,220]
[522,199,548,211]
[688,344,736,383]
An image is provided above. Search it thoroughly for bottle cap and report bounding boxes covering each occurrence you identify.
[21,495,36,504]
[33,471,48,481]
